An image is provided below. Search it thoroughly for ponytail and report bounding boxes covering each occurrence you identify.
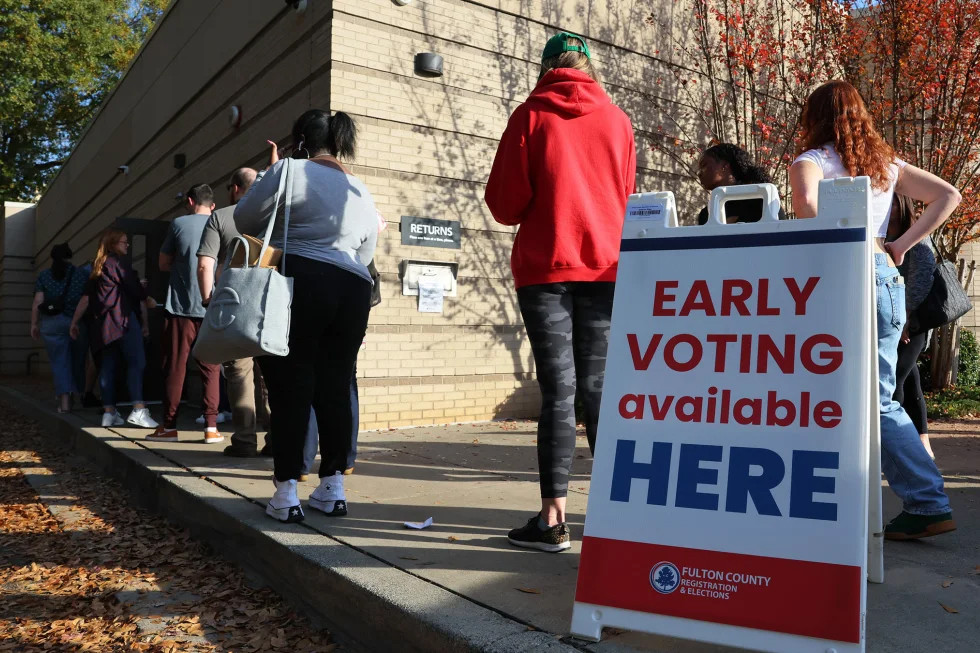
[327,111,357,160]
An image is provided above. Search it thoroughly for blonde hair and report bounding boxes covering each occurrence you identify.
[539,37,599,83]
[91,229,126,279]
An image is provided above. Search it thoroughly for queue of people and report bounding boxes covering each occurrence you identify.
[33,31,959,540]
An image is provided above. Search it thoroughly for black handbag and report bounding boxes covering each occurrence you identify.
[911,253,972,334]
[39,267,74,317]
[368,260,382,308]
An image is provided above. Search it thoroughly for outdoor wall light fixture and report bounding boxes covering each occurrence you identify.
[228,104,242,129]
[393,0,414,5]
[173,153,186,170]
[283,0,308,11]
[415,52,444,77]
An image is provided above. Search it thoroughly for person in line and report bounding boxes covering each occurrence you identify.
[695,143,785,224]
[31,243,87,412]
[69,230,158,428]
[196,167,272,457]
[235,109,377,523]
[150,184,223,444]
[888,194,936,460]
[485,31,636,552]
[790,80,959,540]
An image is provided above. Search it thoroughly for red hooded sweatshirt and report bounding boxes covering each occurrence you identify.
[485,68,636,289]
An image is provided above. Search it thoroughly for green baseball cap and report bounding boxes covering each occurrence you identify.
[541,31,591,61]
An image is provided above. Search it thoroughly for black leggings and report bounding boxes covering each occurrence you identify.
[518,282,614,499]
[894,331,928,435]
[260,256,372,481]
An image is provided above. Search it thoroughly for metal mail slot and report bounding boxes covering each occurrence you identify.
[400,259,458,297]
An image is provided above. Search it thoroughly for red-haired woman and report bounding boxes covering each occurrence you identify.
[70,229,158,430]
[790,80,960,540]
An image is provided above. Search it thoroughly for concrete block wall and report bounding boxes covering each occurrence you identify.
[1,202,39,375]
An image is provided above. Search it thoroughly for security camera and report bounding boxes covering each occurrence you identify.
[117,165,129,174]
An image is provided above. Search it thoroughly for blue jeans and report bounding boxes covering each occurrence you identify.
[876,255,950,515]
[100,313,145,408]
[40,314,77,396]
[301,371,360,474]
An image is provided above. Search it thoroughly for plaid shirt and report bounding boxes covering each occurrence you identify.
[86,255,146,349]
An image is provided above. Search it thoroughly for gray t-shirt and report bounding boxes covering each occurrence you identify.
[234,158,377,283]
[161,213,211,318]
[197,205,240,266]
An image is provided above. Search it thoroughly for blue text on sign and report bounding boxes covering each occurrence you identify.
[609,440,838,521]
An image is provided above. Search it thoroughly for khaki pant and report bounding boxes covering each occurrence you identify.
[223,357,271,450]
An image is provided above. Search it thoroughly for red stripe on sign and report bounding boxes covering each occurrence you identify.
[575,536,861,643]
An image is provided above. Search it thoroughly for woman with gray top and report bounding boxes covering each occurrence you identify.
[888,194,936,460]
[234,109,378,523]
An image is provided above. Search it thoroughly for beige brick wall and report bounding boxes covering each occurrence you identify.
[21,0,711,429]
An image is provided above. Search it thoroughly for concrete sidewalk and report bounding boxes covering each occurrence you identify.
[1,380,978,652]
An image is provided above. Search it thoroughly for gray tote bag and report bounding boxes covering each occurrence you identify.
[193,159,294,364]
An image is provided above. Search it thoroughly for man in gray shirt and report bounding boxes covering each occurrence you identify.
[148,183,222,444]
[196,168,271,457]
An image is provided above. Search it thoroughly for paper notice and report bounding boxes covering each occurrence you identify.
[418,280,444,313]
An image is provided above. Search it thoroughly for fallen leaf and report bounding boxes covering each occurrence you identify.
[447,536,459,542]
[516,587,542,594]
[939,602,959,614]
[942,580,953,588]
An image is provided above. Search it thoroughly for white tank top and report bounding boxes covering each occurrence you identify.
[793,144,906,237]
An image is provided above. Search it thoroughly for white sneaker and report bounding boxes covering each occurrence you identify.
[196,412,229,425]
[204,427,224,444]
[308,472,347,517]
[101,412,125,427]
[266,478,304,523]
[126,408,158,429]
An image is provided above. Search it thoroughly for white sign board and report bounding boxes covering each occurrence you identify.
[572,181,875,653]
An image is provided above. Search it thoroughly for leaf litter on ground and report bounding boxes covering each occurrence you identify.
[0,404,337,652]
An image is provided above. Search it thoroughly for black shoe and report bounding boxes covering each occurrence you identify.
[507,515,571,552]
[885,511,956,540]
[82,392,101,408]
[223,444,258,458]
[259,443,273,457]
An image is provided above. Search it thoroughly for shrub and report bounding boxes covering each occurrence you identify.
[926,384,980,419]
[958,329,980,386]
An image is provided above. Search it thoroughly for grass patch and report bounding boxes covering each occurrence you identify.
[926,385,980,419]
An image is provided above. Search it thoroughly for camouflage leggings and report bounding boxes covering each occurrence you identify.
[518,282,615,499]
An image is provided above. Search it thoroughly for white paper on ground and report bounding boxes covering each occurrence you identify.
[404,517,434,530]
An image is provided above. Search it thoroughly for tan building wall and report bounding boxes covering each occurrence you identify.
[1,202,37,375]
[21,0,706,428]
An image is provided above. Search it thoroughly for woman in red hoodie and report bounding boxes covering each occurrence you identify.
[485,32,636,552]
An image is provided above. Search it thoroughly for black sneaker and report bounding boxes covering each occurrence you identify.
[885,511,956,540]
[223,444,258,457]
[507,515,571,552]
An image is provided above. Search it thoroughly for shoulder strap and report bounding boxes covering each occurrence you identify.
[256,158,290,270]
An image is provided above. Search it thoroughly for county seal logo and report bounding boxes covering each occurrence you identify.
[650,561,680,594]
